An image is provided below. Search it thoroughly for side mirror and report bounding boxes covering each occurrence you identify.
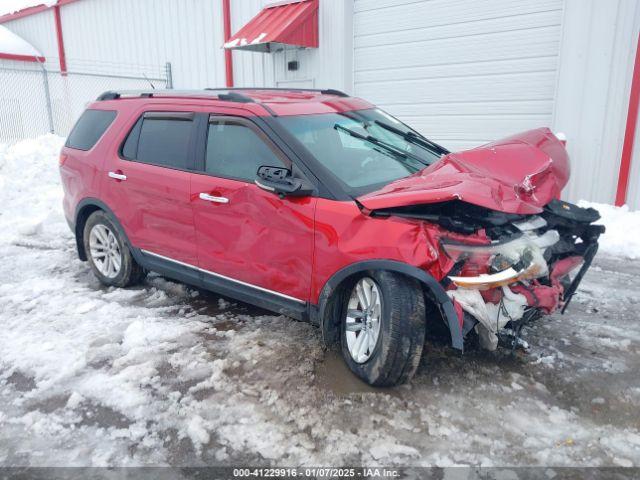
[255,165,313,197]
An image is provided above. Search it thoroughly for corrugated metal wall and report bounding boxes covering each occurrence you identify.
[2,0,639,208]
[353,0,564,153]
[553,0,640,208]
[2,0,227,86]
[59,0,226,86]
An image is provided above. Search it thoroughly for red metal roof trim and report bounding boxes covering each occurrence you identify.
[615,32,640,206]
[223,0,318,53]
[0,0,80,24]
[0,52,45,62]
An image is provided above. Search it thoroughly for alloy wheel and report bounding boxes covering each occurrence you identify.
[345,277,382,363]
[89,224,122,279]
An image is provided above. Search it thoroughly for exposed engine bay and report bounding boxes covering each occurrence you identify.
[374,199,605,351]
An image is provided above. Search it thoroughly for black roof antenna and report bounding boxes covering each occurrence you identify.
[142,73,156,89]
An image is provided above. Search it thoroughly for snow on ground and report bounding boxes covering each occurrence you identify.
[579,200,640,260]
[0,135,639,467]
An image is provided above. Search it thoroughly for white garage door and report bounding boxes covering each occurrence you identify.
[353,0,564,152]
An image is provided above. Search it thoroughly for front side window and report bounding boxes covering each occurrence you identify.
[122,112,195,169]
[276,109,445,195]
[205,119,286,181]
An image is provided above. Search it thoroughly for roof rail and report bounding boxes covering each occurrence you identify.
[205,87,350,97]
[94,87,350,116]
[319,89,349,97]
[204,89,279,115]
[97,91,120,101]
[216,92,254,103]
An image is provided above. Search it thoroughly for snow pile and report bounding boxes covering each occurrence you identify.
[579,201,640,259]
[0,25,43,58]
[0,134,66,245]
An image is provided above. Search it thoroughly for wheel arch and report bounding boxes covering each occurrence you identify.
[74,198,134,262]
[315,260,463,352]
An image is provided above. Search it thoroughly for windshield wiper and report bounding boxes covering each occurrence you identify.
[334,124,429,167]
[373,120,449,156]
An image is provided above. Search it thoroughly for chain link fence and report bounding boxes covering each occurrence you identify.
[0,61,172,143]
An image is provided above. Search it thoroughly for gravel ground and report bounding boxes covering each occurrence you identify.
[0,136,639,468]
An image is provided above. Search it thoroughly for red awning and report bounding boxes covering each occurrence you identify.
[223,0,318,53]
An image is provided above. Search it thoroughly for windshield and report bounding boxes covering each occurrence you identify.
[276,109,445,195]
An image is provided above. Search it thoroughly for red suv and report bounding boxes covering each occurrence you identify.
[60,88,603,386]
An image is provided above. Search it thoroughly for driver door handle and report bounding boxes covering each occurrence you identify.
[199,192,229,204]
[108,171,127,181]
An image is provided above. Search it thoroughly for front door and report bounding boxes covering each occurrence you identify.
[191,114,316,307]
[102,110,198,266]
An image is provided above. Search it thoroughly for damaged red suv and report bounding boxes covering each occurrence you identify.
[60,88,603,386]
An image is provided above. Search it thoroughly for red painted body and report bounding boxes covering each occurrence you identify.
[191,173,315,301]
[359,128,570,215]
[60,91,574,314]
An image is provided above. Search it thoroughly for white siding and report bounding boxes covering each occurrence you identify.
[2,10,59,70]
[553,0,640,208]
[59,0,226,87]
[353,0,564,152]
[2,0,640,209]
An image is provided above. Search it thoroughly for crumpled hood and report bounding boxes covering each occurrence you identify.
[358,128,570,215]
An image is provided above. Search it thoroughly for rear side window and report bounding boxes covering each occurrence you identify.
[66,109,117,150]
[121,112,195,170]
[205,119,286,181]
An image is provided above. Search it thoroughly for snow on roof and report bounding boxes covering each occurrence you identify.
[0,1,57,17]
[0,24,43,60]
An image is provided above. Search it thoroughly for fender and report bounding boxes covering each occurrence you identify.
[73,198,140,264]
[315,259,464,351]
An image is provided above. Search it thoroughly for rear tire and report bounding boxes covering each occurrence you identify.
[83,210,146,287]
[340,271,426,387]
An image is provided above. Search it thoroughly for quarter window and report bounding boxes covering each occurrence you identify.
[205,119,286,181]
[66,109,117,151]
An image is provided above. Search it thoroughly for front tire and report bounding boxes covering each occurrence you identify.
[83,211,146,287]
[340,271,426,387]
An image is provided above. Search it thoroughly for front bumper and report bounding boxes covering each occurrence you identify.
[443,199,604,350]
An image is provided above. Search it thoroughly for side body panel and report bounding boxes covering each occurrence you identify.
[98,103,198,265]
[310,198,457,304]
[190,107,317,304]
[103,161,196,265]
[60,111,121,227]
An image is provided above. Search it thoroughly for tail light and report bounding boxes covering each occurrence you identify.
[59,153,68,166]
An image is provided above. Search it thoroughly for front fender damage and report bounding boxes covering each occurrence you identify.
[372,198,604,352]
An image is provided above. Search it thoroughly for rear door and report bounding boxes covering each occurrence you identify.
[101,110,198,266]
[190,113,316,308]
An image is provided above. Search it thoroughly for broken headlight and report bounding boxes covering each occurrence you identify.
[441,230,559,289]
